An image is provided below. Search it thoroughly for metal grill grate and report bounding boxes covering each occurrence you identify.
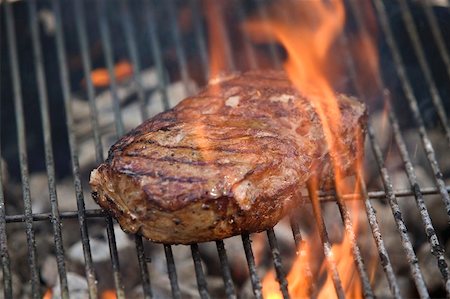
[1,0,450,298]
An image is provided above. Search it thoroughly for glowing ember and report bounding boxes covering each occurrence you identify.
[101,289,117,299]
[42,288,52,299]
[89,60,133,87]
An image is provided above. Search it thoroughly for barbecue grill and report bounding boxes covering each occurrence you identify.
[1,0,450,298]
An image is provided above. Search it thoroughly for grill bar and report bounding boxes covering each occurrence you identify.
[344,2,449,294]
[289,213,303,249]
[4,185,450,223]
[340,4,403,296]
[420,0,450,94]
[167,0,196,95]
[368,125,430,298]
[388,98,450,295]
[129,2,184,296]
[190,0,209,79]
[266,228,290,299]
[26,0,69,297]
[119,0,148,121]
[373,0,450,220]
[73,0,103,164]
[173,3,274,298]
[2,1,450,297]
[4,2,40,297]
[104,215,125,299]
[0,13,10,299]
[144,0,170,110]
[334,191,374,298]
[215,240,237,299]
[99,4,157,295]
[96,1,132,294]
[242,233,263,299]
[359,176,402,298]
[191,244,210,299]
[135,237,152,299]
[307,182,345,299]
[73,0,126,296]
[51,0,98,296]
[146,3,208,297]
[97,0,125,135]
[229,8,293,290]
[289,213,316,295]
[397,0,450,144]
[0,155,12,298]
[212,3,294,298]
[164,245,182,299]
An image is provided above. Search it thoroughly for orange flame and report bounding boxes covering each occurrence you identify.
[317,231,363,299]
[245,0,349,189]
[263,243,313,299]
[205,0,233,79]
[244,0,374,298]
[89,60,133,87]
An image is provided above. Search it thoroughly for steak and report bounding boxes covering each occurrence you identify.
[90,70,366,244]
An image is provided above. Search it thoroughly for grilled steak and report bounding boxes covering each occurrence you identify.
[90,70,366,244]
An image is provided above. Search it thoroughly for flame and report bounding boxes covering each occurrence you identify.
[244,0,375,297]
[318,231,363,299]
[245,0,348,188]
[205,0,233,79]
[89,60,133,87]
[263,243,313,299]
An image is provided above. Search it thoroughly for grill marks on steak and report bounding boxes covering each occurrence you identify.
[90,70,366,244]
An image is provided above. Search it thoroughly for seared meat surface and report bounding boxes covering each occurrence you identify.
[90,71,366,244]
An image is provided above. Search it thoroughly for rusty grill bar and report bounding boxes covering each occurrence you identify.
[1,0,450,298]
